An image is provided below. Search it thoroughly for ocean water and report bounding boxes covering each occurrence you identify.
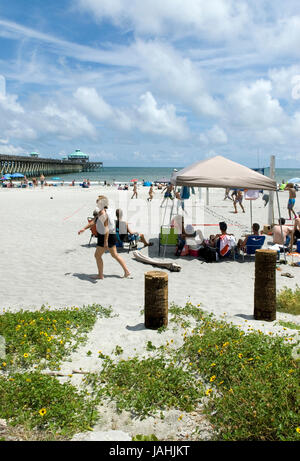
[45,166,300,184]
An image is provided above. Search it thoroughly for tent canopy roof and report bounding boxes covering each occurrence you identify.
[171,155,277,191]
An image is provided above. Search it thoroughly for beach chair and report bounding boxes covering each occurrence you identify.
[158,226,179,255]
[241,235,265,260]
[87,217,98,246]
[115,221,137,253]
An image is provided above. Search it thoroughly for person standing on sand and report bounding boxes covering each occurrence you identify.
[40,174,45,189]
[286,183,297,219]
[147,184,153,202]
[233,190,245,213]
[93,196,132,280]
[224,187,232,200]
[131,182,138,199]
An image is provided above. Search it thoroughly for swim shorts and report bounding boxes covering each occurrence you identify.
[97,233,117,247]
[288,198,295,209]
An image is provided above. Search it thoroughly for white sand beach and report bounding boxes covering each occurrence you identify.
[0,184,299,440]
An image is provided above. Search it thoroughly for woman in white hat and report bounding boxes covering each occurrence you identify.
[93,196,132,279]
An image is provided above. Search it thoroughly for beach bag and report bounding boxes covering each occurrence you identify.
[199,246,217,263]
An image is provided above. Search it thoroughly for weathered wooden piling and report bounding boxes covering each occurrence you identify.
[254,249,277,321]
[144,271,168,329]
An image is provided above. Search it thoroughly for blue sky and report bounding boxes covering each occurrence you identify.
[0,0,300,167]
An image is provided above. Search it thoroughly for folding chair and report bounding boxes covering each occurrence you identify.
[158,226,179,255]
[240,235,265,261]
[87,217,98,246]
[115,220,137,253]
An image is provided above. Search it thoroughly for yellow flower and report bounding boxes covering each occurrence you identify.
[39,408,47,416]
[23,353,29,358]
[210,375,216,382]
[223,342,229,347]
[238,353,243,359]
[211,363,216,367]
[296,427,300,434]
[2,362,6,367]
[177,415,183,421]
[205,389,212,396]
[26,378,31,383]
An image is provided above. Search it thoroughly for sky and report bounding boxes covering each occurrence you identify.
[0,0,300,167]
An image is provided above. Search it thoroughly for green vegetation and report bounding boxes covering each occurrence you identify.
[0,304,113,371]
[0,304,112,439]
[86,354,202,418]
[0,372,98,437]
[0,301,299,441]
[278,320,300,331]
[276,285,300,315]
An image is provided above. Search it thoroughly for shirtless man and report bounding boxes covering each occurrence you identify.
[40,173,45,189]
[233,190,245,213]
[286,183,297,219]
[272,218,292,246]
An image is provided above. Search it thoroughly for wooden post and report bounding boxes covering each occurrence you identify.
[144,271,168,329]
[254,249,277,321]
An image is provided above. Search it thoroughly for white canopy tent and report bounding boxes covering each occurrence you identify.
[170,155,277,190]
[164,155,286,261]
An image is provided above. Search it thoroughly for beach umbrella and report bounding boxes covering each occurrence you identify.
[130,178,138,182]
[11,173,24,178]
[0,174,12,180]
[287,177,300,184]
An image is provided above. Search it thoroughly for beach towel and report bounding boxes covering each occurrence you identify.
[219,234,231,257]
[132,251,181,272]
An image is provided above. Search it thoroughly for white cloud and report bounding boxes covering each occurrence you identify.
[199,125,228,145]
[74,87,114,120]
[133,40,222,117]
[227,79,285,128]
[134,91,189,139]
[40,103,96,139]
[77,0,248,40]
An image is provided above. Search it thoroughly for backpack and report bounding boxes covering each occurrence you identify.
[199,246,217,263]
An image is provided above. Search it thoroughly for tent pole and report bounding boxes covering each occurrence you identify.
[162,186,177,259]
[268,155,275,226]
[276,190,287,264]
[250,200,253,230]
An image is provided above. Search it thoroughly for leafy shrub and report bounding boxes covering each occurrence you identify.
[0,372,99,438]
[276,286,300,315]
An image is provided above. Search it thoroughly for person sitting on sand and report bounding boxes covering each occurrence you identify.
[291,211,300,247]
[233,190,245,213]
[115,209,153,247]
[92,197,132,279]
[286,183,297,219]
[237,223,260,251]
[272,218,292,246]
[173,216,203,256]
